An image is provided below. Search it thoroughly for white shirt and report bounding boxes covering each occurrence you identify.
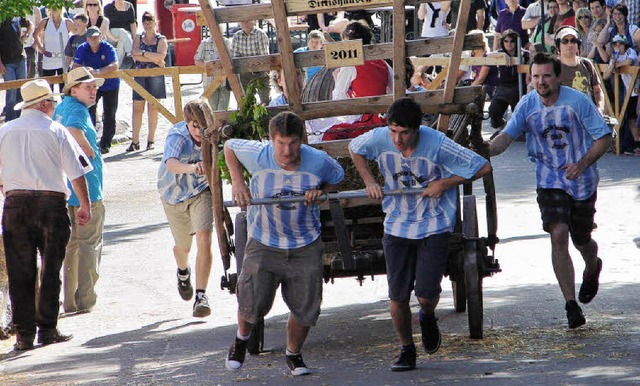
[42,17,70,70]
[421,2,449,38]
[0,108,92,197]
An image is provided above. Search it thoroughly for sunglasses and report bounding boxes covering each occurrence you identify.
[142,17,155,22]
[561,38,578,45]
[87,3,99,6]
[503,39,515,43]
[577,16,591,20]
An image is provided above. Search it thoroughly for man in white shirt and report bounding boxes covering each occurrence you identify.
[0,79,92,351]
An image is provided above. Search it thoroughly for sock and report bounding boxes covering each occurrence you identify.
[196,289,205,297]
[236,330,250,341]
[285,349,300,356]
[177,267,189,276]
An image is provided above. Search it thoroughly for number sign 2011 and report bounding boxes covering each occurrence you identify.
[324,40,364,69]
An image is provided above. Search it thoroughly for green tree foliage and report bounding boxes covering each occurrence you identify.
[0,0,73,22]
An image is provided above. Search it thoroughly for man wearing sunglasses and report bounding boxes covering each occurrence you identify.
[487,52,611,330]
[555,26,604,115]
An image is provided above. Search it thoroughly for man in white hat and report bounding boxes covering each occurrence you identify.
[0,78,92,351]
[54,67,105,314]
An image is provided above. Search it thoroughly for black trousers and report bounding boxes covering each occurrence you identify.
[2,194,71,341]
[489,85,520,129]
[89,87,120,150]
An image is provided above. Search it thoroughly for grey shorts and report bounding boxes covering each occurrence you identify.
[161,189,213,250]
[236,237,324,326]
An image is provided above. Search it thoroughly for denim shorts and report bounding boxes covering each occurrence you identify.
[536,188,596,246]
[236,237,324,326]
[132,75,166,100]
[382,232,450,302]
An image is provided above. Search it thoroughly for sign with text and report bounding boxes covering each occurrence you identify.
[286,0,387,14]
[324,40,365,69]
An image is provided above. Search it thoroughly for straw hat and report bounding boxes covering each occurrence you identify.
[14,79,63,110]
[62,67,105,94]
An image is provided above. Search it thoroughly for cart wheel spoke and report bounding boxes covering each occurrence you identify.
[463,195,483,339]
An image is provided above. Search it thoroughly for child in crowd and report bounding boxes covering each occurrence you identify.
[294,30,326,84]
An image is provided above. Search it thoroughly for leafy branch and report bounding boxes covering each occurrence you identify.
[218,79,271,184]
[0,0,73,22]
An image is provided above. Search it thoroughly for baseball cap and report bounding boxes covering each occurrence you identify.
[86,26,101,38]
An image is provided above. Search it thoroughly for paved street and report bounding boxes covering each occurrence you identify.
[0,97,639,385]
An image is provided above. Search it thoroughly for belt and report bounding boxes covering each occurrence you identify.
[5,190,66,200]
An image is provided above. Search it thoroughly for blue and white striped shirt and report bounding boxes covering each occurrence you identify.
[226,139,344,249]
[503,86,611,200]
[157,121,209,204]
[350,126,487,239]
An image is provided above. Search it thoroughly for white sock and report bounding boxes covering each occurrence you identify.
[286,349,300,356]
[236,330,250,341]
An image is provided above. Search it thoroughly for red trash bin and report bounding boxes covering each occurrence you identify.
[154,0,174,39]
[170,4,202,66]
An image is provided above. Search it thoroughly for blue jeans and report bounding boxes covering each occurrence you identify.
[2,58,26,121]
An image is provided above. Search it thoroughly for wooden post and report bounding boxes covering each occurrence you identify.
[197,0,245,103]
[171,67,184,121]
[393,0,406,99]
[437,0,472,132]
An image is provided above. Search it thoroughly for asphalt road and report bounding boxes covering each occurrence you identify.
[0,107,639,385]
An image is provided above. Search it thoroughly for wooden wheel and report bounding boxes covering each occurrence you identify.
[463,195,483,339]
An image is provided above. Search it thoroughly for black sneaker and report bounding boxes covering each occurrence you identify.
[177,268,193,301]
[578,258,602,304]
[286,353,312,376]
[225,337,248,371]
[390,343,416,372]
[419,310,441,354]
[566,300,586,329]
[192,293,211,317]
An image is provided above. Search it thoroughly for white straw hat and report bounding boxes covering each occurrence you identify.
[62,67,105,94]
[14,79,63,110]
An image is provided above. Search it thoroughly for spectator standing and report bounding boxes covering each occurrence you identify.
[349,97,490,371]
[450,0,487,32]
[488,52,610,329]
[588,0,607,23]
[521,0,548,32]
[54,67,106,314]
[470,29,501,98]
[0,79,92,351]
[24,6,42,78]
[85,0,120,47]
[489,29,531,132]
[417,2,451,38]
[529,0,559,52]
[0,16,32,122]
[194,34,232,111]
[224,111,344,376]
[587,18,609,63]
[597,4,640,57]
[555,26,604,114]
[73,26,120,154]
[33,8,74,93]
[128,11,167,152]
[64,13,89,70]
[157,99,216,318]
[293,30,325,84]
[103,0,136,68]
[494,0,528,50]
[575,8,594,56]
[603,34,639,154]
[557,0,576,27]
[231,19,270,105]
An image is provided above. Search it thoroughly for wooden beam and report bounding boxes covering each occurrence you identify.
[393,0,407,99]
[197,0,244,102]
[271,0,303,114]
[171,67,184,122]
[119,71,179,124]
[437,0,472,132]
[201,74,226,99]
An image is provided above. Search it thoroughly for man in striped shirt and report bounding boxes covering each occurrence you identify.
[349,97,491,371]
[224,112,344,376]
[489,52,611,330]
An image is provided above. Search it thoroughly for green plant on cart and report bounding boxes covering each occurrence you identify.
[218,79,270,184]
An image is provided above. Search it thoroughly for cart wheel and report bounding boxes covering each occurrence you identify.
[247,318,264,355]
[452,277,467,312]
[234,212,247,274]
[463,195,483,339]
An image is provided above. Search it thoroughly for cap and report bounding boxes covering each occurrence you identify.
[612,34,627,44]
[556,27,579,41]
[86,26,101,38]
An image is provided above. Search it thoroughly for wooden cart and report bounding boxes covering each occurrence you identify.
[198,0,501,352]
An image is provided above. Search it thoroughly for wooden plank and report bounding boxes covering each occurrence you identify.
[437,0,472,132]
[271,0,303,114]
[119,71,179,124]
[393,0,407,98]
[171,67,184,122]
[201,74,226,99]
[286,0,388,13]
[197,0,244,102]
[411,55,511,67]
[203,34,485,77]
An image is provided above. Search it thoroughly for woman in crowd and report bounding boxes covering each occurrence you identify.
[33,7,74,92]
[84,0,118,44]
[575,8,593,56]
[127,12,167,152]
[104,0,136,67]
[587,18,609,64]
[597,3,640,58]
